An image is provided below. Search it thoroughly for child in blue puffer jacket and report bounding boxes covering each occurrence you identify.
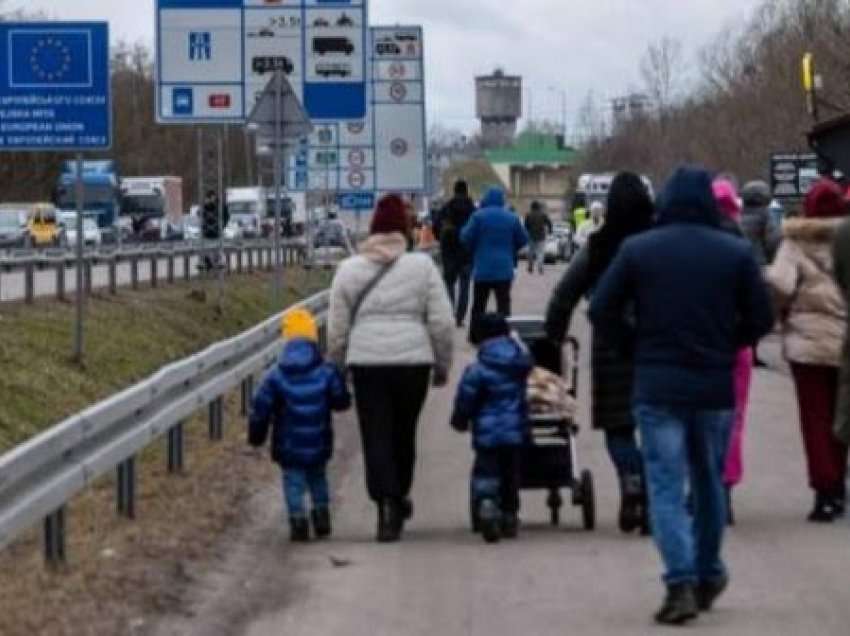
[250,308,351,542]
[451,313,533,543]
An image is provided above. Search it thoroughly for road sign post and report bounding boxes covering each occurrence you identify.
[248,71,313,304]
[0,21,111,363]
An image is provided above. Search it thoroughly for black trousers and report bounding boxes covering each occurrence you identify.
[469,280,512,343]
[351,366,431,503]
[472,447,522,514]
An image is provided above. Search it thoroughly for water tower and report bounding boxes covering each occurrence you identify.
[476,69,522,148]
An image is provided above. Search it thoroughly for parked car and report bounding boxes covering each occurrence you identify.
[229,213,261,239]
[544,235,562,263]
[552,223,573,261]
[64,217,102,248]
[0,208,30,248]
[183,216,201,242]
[27,204,65,247]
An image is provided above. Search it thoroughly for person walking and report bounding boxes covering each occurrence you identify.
[461,187,529,343]
[327,194,454,543]
[767,179,849,523]
[438,180,477,327]
[574,201,605,249]
[712,179,755,525]
[524,200,553,275]
[249,309,351,542]
[834,213,850,448]
[741,180,781,367]
[451,313,533,543]
[544,172,654,534]
[591,167,774,625]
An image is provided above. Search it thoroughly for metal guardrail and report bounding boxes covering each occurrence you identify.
[0,238,308,303]
[0,290,330,565]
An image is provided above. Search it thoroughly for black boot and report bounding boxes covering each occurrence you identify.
[501,512,519,539]
[808,492,838,523]
[311,508,332,539]
[400,498,414,523]
[654,583,698,626]
[290,517,310,543]
[696,576,729,612]
[832,484,847,517]
[377,499,402,543]
[479,499,502,544]
[619,473,644,534]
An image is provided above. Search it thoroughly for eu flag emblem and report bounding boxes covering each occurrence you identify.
[9,29,92,88]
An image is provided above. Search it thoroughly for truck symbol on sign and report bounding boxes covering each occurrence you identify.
[252,56,294,75]
[376,41,401,56]
[315,62,352,78]
[313,37,355,56]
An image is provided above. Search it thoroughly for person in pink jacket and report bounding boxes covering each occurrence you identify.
[712,179,755,524]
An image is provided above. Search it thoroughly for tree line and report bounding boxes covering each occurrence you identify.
[576,0,850,189]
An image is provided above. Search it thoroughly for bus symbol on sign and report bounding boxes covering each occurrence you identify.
[389,82,407,102]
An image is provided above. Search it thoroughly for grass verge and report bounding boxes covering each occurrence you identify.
[0,268,331,635]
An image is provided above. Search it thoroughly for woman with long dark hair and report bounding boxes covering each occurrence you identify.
[545,172,655,533]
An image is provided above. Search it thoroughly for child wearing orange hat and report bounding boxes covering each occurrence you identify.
[249,308,351,541]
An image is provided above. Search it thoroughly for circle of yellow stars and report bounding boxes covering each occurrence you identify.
[29,37,72,82]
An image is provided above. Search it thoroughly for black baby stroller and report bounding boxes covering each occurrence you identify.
[470,317,596,533]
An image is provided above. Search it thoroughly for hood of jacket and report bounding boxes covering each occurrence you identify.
[657,167,721,227]
[478,336,533,378]
[358,231,408,264]
[278,338,323,374]
[480,187,506,209]
[741,180,772,208]
[783,217,844,256]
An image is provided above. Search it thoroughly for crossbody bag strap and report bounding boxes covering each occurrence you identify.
[350,257,401,324]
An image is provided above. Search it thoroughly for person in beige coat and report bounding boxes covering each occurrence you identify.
[328,194,454,542]
[767,179,849,523]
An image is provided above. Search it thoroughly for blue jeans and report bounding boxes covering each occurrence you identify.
[528,240,546,274]
[634,404,733,586]
[605,428,644,495]
[283,466,330,519]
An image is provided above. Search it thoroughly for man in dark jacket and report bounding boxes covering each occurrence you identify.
[461,187,529,343]
[590,167,774,626]
[524,200,553,275]
[438,180,477,327]
[451,314,533,543]
[250,309,351,542]
[834,217,850,445]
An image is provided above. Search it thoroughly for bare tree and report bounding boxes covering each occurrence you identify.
[641,37,685,114]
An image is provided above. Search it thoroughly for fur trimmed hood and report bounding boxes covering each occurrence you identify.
[782,217,845,243]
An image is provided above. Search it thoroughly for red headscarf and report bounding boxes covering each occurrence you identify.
[370,194,409,235]
[804,179,846,219]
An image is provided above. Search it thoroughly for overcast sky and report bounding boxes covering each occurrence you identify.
[9,0,765,135]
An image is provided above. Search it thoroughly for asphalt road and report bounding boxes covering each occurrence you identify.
[152,265,850,636]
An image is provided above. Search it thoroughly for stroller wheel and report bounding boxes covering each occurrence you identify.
[580,470,596,531]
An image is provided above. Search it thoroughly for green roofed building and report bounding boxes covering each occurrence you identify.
[484,131,577,215]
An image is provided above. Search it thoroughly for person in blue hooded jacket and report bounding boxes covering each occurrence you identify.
[461,187,529,343]
[590,167,774,626]
[451,314,533,543]
[249,308,352,543]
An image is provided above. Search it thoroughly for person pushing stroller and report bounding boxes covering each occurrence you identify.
[451,314,533,543]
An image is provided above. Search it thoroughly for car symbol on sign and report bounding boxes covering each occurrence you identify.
[252,56,295,75]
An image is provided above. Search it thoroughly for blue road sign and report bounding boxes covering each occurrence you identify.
[338,192,375,210]
[0,22,110,151]
[156,0,368,124]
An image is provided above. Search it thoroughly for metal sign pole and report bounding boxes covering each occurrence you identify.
[73,153,85,363]
[217,131,225,314]
[273,70,283,307]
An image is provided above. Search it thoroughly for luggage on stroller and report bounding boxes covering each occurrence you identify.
[470,316,596,531]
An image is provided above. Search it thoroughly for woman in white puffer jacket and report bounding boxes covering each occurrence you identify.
[328,194,454,542]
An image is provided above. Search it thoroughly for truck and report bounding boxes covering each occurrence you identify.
[120,177,184,242]
[54,160,122,243]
